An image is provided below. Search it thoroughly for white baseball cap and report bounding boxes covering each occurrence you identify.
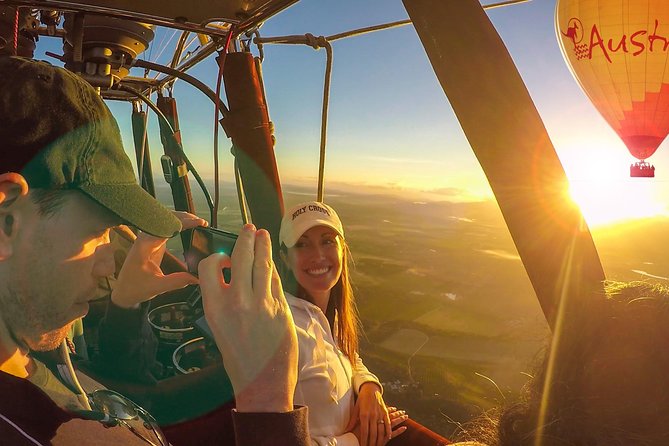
[279,201,344,248]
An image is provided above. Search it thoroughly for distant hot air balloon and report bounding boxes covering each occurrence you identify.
[556,0,669,177]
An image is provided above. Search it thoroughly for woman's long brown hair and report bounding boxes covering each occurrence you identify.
[281,241,360,362]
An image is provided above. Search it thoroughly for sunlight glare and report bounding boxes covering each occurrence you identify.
[558,140,668,226]
[568,176,667,227]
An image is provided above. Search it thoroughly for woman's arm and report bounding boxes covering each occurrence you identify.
[348,355,409,446]
[351,352,382,395]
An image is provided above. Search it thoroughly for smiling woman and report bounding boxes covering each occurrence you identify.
[278,201,409,446]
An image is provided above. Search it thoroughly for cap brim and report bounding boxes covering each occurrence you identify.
[79,183,181,238]
[284,218,343,248]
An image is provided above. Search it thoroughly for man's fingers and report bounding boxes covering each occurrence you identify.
[133,232,168,257]
[229,224,256,294]
[113,224,137,241]
[252,229,273,299]
[172,211,208,230]
[199,253,232,308]
[271,265,286,306]
[156,271,198,295]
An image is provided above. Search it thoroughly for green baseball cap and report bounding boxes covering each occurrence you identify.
[0,56,180,238]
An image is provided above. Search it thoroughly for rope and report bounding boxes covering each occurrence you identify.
[174,34,201,68]
[13,7,18,55]
[327,19,412,42]
[484,0,532,9]
[151,28,179,78]
[133,101,150,189]
[251,29,264,62]
[257,0,531,45]
[251,33,333,201]
[233,154,249,225]
[133,58,230,118]
[304,33,328,49]
[250,0,532,201]
[118,85,215,223]
[59,340,92,411]
[213,61,223,228]
[254,24,411,47]
[212,28,234,227]
[317,41,332,202]
[170,31,190,68]
[140,105,149,186]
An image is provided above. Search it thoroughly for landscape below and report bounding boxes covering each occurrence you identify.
[160,181,668,437]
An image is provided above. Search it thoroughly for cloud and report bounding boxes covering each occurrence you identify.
[449,216,475,223]
[360,155,443,165]
[479,249,521,261]
[280,178,492,203]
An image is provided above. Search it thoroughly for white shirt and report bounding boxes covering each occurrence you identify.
[287,293,382,446]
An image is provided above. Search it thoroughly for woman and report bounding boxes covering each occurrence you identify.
[279,201,408,446]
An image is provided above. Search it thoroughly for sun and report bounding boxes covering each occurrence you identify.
[555,136,669,226]
[569,178,666,227]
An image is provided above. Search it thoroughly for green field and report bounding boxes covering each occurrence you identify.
[157,181,669,438]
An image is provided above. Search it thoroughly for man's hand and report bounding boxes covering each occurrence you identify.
[111,212,207,309]
[198,224,298,413]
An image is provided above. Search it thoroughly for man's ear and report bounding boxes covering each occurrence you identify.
[0,173,28,207]
[0,173,29,260]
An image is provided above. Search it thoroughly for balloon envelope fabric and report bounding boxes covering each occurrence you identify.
[556,0,669,161]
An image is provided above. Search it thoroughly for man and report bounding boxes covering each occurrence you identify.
[0,56,308,445]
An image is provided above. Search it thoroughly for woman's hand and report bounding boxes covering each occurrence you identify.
[387,407,409,440]
[348,403,409,446]
[345,382,391,446]
[111,211,207,309]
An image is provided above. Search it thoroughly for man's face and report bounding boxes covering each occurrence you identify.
[0,190,118,352]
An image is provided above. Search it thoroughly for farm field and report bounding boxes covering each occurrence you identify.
[159,181,669,437]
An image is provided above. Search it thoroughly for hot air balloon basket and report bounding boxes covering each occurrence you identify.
[630,162,655,178]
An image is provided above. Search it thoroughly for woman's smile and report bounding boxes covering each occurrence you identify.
[306,265,332,276]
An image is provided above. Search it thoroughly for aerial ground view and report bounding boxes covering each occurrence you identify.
[5,0,669,444]
[161,180,667,437]
[115,0,669,439]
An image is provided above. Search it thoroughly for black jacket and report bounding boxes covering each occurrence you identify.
[0,367,310,446]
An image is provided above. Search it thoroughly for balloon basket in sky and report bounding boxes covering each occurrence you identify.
[556,0,669,178]
[630,161,655,178]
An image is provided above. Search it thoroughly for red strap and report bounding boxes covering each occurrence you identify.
[13,8,19,54]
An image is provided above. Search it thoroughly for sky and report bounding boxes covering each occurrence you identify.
[35,0,669,226]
